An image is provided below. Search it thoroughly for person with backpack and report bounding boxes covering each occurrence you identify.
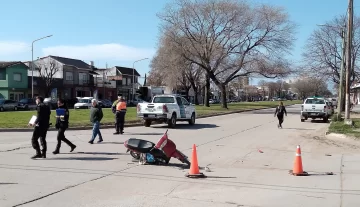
[89,99,104,144]
[274,101,287,128]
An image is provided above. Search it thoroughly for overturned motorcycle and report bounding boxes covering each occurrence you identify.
[124,130,191,166]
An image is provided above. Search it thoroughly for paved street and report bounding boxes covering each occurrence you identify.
[1,104,360,207]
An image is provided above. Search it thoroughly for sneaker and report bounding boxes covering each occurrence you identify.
[31,154,42,159]
[88,141,93,144]
[120,131,124,134]
[42,154,46,158]
[113,132,119,135]
[70,145,76,152]
[97,140,103,143]
[52,151,59,155]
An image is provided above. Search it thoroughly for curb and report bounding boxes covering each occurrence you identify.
[0,104,298,132]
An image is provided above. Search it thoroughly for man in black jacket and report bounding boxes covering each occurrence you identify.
[53,99,76,154]
[29,96,51,159]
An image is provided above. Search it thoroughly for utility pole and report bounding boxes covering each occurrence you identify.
[104,63,107,100]
[337,28,346,120]
[345,0,353,123]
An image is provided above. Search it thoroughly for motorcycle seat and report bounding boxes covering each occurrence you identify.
[126,138,155,153]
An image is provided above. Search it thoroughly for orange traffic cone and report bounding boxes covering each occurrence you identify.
[290,145,308,176]
[185,144,206,178]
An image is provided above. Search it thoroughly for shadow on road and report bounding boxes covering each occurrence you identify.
[99,142,124,145]
[61,152,125,156]
[153,123,218,130]
[46,157,117,161]
[0,182,18,185]
[310,120,330,124]
[282,128,315,131]
[126,133,164,136]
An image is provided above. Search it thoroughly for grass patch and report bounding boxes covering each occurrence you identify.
[0,100,301,128]
[329,118,360,138]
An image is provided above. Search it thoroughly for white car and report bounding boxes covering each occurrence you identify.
[137,94,196,128]
[301,97,332,122]
[74,97,93,109]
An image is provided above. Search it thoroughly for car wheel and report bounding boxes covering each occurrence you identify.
[167,113,177,128]
[189,113,195,125]
[0,107,3,112]
[25,105,29,110]
[14,106,18,111]
[144,120,151,127]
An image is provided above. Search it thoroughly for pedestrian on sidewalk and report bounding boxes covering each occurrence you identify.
[89,99,104,144]
[29,96,51,159]
[114,96,127,135]
[53,99,76,154]
[274,101,287,128]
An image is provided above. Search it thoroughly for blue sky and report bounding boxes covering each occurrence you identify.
[0,0,357,86]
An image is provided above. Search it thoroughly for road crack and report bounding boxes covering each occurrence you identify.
[0,146,32,153]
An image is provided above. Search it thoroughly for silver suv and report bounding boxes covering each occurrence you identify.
[0,99,19,112]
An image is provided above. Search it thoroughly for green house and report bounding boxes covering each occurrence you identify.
[0,61,29,101]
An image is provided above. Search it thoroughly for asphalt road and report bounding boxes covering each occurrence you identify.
[1,104,360,207]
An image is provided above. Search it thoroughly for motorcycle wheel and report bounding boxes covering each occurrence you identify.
[130,151,140,159]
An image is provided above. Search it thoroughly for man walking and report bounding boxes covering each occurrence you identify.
[114,96,127,134]
[89,99,104,144]
[274,101,287,128]
[53,99,76,154]
[29,96,51,159]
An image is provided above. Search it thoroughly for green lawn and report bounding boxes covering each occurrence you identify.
[0,100,301,128]
[328,118,360,138]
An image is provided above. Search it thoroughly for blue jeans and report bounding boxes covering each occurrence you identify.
[90,121,102,142]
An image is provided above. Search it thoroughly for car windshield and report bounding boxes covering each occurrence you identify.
[19,99,28,103]
[79,99,91,103]
[153,97,175,103]
[305,99,325,104]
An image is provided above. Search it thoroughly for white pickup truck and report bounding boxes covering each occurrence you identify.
[301,97,332,122]
[136,94,196,128]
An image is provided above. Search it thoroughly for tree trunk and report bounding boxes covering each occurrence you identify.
[194,87,199,105]
[204,74,210,107]
[219,84,228,109]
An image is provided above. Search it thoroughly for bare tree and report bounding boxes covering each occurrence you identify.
[36,59,60,96]
[158,0,296,108]
[291,77,331,99]
[149,34,204,104]
[302,15,360,84]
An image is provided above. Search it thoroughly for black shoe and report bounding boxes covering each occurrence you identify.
[70,145,76,152]
[31,154,42,159]
[113,132,119,135]
[42,154,46,158]
[88,141,93,144]
[120,131,124,134]
[53,151,59,155]
[97,140,103,143]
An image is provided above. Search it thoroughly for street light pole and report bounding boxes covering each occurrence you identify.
[31,35,53,98]
[337,29,346,120]
[132,58,149,101]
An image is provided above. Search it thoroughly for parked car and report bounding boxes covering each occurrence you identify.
[137,94,197,128]
[99,99,112,108]
[44,97,58,109]
[74,97,93,109]
[0,99,19,112]
[18,98,37,110]
[301,97,332,122]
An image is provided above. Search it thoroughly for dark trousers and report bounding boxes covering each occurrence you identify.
[55,128,74,152]
[32,127,48,155]
[277,114,284,126]
[115,111,126,133]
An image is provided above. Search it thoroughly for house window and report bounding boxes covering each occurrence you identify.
[13,73,22,82]
[122,78,126,86]
[79,73,88,85]
[128,77,132,85]
[0,70,5,80]
[65,72,73,81]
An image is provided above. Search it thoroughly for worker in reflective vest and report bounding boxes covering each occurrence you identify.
[114,96,127,134]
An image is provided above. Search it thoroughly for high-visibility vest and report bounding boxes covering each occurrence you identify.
[116,101,127,111]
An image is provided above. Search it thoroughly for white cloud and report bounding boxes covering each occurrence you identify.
[0,41,29,56]
[42,43,155,62]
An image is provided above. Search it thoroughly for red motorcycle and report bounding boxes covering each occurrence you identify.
[124,130,191,166]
